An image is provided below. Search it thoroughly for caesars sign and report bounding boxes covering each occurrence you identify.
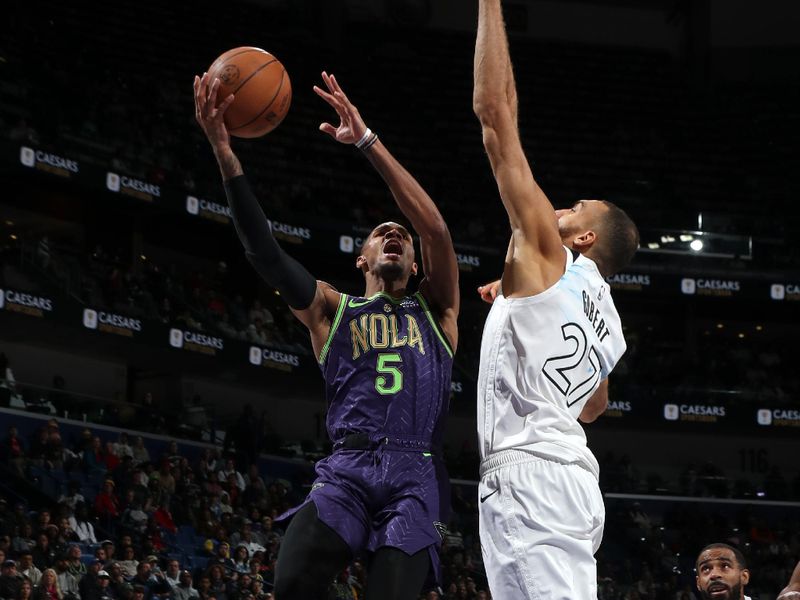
[106,171,161,203]
[248,346,301,372]
[681,278,741,298]
[0,288,54,318]
[169,329,224,356]
[607,273,651,292]
[757,408,800,428]
[20,146,79,178]
[664,403,726,423]
[770,283,800,302]
[83,309,142,338]
[186,196,232,225]
[269,220,311,245]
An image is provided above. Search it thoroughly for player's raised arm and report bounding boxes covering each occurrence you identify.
[314,72,459,349]
[193,73,338,353]
[473,0,565,293]
[779,561,800,599]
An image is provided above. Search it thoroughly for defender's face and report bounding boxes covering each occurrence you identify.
[556,200,608,245]
[696,548,749,600]
[358,222,417,279]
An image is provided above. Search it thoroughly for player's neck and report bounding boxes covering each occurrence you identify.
[363,278,408,299]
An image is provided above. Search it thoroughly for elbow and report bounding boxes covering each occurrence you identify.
[579,398,608,424]
[472,94,505,125]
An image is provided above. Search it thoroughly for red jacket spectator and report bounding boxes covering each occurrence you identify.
[94,480,119,517]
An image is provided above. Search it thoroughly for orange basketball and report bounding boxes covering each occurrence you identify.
[207,47,291,138]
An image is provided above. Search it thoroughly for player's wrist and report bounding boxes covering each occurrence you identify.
[355,128,379,151]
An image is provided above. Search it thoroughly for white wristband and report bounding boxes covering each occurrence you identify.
[355,128,372,149]
[361,133,379,151]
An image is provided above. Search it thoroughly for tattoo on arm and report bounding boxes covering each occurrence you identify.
[214,146,243,181]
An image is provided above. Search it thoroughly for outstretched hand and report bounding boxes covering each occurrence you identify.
[194,72,235,150]
[477,280,502,304]
[313,72,368,145]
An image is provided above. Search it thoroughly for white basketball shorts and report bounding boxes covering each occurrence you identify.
[478,449,605,600]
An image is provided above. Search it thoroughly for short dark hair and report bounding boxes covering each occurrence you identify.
[696,543,747,570]
[595,201,639,276]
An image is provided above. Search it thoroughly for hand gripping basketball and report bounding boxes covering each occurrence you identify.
[194,72,235,149]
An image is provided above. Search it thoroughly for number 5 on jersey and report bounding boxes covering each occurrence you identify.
[376,352,403,395]
[542,323,602,407]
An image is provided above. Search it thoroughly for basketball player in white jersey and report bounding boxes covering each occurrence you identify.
[472,1,639,598]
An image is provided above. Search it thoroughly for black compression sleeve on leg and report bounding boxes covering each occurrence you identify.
[365,547,431,600]
[223,175,317,310]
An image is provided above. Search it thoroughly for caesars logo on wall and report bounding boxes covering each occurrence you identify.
[248,346,301,372]
[0,288,54,318]
[680,278,741,297]
[106,172,161,203]
[757,408,800,428]
[83,309,142,338]
[268,220,311,245]
[20,146,80,178]
[606,273,651,292]
[770,283,800,301]
[456,254,481,272]
[603,400,633,418]
[186,196,232,225]
[339,235,364,254]
[169,329,224,356]
[664,403,725,423]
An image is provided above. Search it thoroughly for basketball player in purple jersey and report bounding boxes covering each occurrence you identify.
[194,71,458,599]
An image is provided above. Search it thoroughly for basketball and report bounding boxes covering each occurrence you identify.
[207,46,291,138]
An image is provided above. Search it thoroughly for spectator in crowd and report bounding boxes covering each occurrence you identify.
[33,532,56,570]
[132,438,150,467]
[53,555,79,600]
[108,562,133,599]
[0,559,21,599]
[164,561,180,590]
[12,524,35,554]
[117,547,138,580]
[18,579,34,600]
[94,481,120,521]
[78,560,103,600]
[0,427,26,477]
[18,551,43,586]
[64,546,86,580]
[170,571,198,600]
[68,506,96,545]
[58,483,85,513]
[33,568,62,600]
[216,460,244,493]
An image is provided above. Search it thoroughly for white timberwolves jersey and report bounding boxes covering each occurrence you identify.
[477,247,626,479]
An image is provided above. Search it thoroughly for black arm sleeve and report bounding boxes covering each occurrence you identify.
[223,175,317,310]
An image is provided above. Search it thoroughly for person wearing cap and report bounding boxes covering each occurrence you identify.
[80,559,105,600]
[99,542,115,564]
[95,569,115,600]
[0,559,21,599]
[169,571,198,600]
[18,551,42,587]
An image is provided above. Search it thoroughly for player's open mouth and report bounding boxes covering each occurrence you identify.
[707,583,729,597]
[383,240,403,257]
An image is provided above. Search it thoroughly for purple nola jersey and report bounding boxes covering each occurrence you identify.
[318,291,454,446]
